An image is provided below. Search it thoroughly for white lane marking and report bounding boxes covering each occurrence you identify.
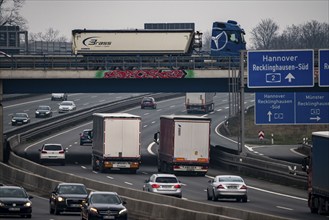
[144,113,150,116]
[151,121,156,124]
[156,109,162,112]
[170,105,175,108]
[216,109,222,112]
[276,206,293,211]
[81,166,87,169]
[143,125,148,128]
[205,175,307,201]
[99,99,105,102]
[147,142,156,155]
[107,176,114,180]
[290,148,306,157]
[124,182,133,185]
[224,107,229,109]
[92,171,98,174]
[83,103,89,106]
[24,122,92,152]
[141,172,148,175]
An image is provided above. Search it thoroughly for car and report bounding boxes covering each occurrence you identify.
[35,105,53,118]
[141,97,157,109]
[49,183,88,215]
[39,143,66,165]
[80,129,93,145]
[11,113,30,126]
[0,185,33,218]
[51,93,68,101]
[81,191,128,220]
[58,101,76,113]
[206,175,248,202]
[143,173,182,198]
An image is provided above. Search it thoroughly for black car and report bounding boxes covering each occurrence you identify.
[35,105,53,118]
[80,129,93,145]
[141,97,157,109]
[0,185,33,218]
[49,183,88,215]
[11,113,30,126]
[81,191,127,220]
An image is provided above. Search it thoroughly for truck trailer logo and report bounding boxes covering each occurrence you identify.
[83,37,112,47]
[211,30,228,51]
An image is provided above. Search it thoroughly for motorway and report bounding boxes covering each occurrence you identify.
[3,93,327,220]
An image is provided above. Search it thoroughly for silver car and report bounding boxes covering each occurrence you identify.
[58,101,76,113]
[206,175,248,202]
[143,174,182,198]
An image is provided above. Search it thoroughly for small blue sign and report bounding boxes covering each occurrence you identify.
[319,49,329,87]
[255,92,329,124]
[255,92,295,124]
[248,50,314,88]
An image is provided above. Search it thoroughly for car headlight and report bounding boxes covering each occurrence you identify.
[45,111,50,114]
[36,111,39,114]
[57,197,64,202]
[12,119,16,122]
[90,207,98,213]
[24,201,32,207]
[23,119,28,122]
[119,208,127,215]
[0,202,4,207]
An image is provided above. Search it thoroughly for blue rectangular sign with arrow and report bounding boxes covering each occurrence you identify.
[255,92,329,124]
[248,50,314,88]
[319,49,329,87]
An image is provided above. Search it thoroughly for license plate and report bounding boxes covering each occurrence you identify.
[103,216,115,219]
[228,186,237,189]
[113,162,130,168]
[70,204,80,207]
[9,208,20,211]
[161,185,172,188]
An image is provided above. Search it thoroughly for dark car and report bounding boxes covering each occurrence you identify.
[80,129,93,145]
[35,105,53,118]
[0,185,33,218]
[49,183,88,215]
[141,97,157,109]
[81,191,127,220]
[11,113,30,126]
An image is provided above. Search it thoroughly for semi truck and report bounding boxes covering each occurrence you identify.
[185,92,216,113]
[307,131,329,214]
[91,113,141,173]
[154,115,211,176]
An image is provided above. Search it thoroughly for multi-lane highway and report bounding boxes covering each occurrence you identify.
[4,93,326,220]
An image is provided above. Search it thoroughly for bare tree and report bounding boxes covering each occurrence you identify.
[250,18,279,49]
[29,28,68,42]
[0,0,27,29]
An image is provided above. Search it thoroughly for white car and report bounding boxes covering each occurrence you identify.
[143,173,182,198]
[58,101,76,113]
[39,143,66,165]
[207,175,248,202]
[51,93,67,101]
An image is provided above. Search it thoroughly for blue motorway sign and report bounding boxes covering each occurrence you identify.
[255,92,329,124]
[319,49,329,87]
[248,50,314,88]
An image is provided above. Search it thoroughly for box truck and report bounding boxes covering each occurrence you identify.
[154,115,211,176]
[92,113,141,173]
[307,131,329,214]
[185,93,215,113]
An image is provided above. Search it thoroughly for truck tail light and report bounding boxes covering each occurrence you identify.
[151,184,160,189]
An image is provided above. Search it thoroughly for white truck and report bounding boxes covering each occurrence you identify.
[154,115,211,176]
[91,113,141,173]
[185,93,215,113]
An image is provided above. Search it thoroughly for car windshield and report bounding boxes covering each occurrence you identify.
[58,185,87,194]
[143,98,153,102]
[0,188,27,198]
[218,176,243,183]
[155,177,178,183]
[61,102,72,106]
[44,145,62,151]
[38,106,50,110]
[90,194,121,204]
[14,113,27,117]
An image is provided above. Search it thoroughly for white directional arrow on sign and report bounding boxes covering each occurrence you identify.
[285,73,295,83]
[267,111,272,122]
[310,116,321,121]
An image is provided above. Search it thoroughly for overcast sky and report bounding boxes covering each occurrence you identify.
[20,0,328,46]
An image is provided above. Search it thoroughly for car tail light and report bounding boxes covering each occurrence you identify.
[240,185,247,190]
[151,184,160,189]
[41,150,47,154]
[174,184,181,189]
[59,150,65,154]
[173,165,180,169]
[217,184,225,189]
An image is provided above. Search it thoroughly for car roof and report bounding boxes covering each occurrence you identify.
[90,191,118,196]
[58,183,86,187]
[38,105,50,108]
[153,173,177,178]
[0,185,25,190]
[83,129,92,132]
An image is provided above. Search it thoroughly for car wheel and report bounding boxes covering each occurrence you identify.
[80,142,84,146]
[207,189,212,200]
[212,190,218,201]
[54,205,60,215]
[242,196,248,203]
[61,160,65,166]
[49,204,54,214]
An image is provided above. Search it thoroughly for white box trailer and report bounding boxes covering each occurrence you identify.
[92,113,141,173]
[185,93,216,113]
[154,115,211,176]
[72,29,196,55]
